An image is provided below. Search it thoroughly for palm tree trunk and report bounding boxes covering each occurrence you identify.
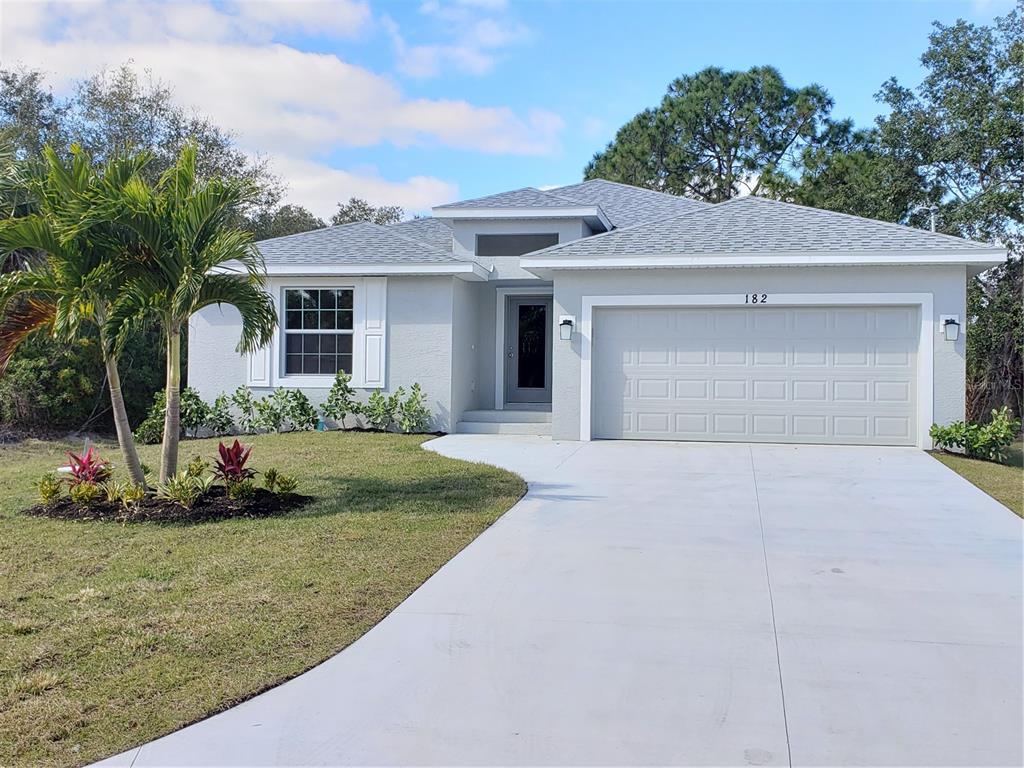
[104,352,148,488]
[160,325,182,483]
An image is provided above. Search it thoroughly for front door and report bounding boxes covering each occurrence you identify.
[505,296,552,404]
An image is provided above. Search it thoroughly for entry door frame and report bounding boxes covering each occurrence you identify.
[578,292,934,447]
[495,286,554,410]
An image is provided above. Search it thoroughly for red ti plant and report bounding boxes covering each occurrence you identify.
[66,446,112,485]
[214,440,255,485]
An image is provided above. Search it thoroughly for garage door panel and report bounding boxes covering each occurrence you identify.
[593,306,918,446]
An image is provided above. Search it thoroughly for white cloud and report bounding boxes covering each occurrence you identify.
[0,0,562,211]
[385,0,530,79]
[270,156,458,219]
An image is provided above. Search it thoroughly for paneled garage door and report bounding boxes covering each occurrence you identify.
[592,306,918,445]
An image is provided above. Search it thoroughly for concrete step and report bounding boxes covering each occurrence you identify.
[456,420,552,436]
[461,409,552,423]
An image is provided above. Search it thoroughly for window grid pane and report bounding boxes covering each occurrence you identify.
[283,289,355,376]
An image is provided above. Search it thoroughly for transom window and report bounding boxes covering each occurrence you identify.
[284,288,354,375]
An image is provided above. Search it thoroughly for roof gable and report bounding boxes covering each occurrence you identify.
[433,187,582,211]
[256,220,459,264]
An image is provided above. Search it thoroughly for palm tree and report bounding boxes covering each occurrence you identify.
[0,146,148,485]
[103,143,276,482]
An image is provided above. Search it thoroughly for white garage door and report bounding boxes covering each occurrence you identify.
[592,306,918,445]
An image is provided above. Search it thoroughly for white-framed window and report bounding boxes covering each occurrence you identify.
[282,288,355,376]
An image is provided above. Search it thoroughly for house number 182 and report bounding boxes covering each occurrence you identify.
[745,293,768,304]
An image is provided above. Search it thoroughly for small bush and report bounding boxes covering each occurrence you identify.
[263,467,280,493]
[185,455,209,478]
[281,389,318,431]
[69,482,103,504]
[65,446,112,485]
[133,391,166,445]
[227,479,256,502]
[275,474,298,494]
[206,393,234,436]
[156,472,203,509]
[397,383,432,433]
[180,387,210,438]
[38,473,62,504]
[253,392,285,433]
[930,407,1022,463]
[214,440,255,484]
[321,371,360,428]
[118,481,146,509]
[230,386,258,434]
[364,388,402,431]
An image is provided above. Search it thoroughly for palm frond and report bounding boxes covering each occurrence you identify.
[193,274,277,353]
[0,297,55,374]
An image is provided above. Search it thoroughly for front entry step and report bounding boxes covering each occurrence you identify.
[456,408,552,435]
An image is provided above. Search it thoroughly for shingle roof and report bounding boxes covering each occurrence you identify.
[433,186,584,211]
[386,217,453,254]
[550,179,708,228]
[256,220,460,264]
[529,195,994,258]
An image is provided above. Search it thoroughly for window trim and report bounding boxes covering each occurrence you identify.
[262,277,385,389]
[281,287,355,379]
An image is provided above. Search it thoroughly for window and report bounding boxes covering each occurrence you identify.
[475,233,558,257]
[283,288,353,375]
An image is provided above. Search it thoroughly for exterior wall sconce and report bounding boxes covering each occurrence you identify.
[559,315,575,341]
[940,315,961,342]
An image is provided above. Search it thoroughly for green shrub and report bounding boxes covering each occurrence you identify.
[230,386,258,433]
[180,387,210,438]
[930,407,1022,463]
[364,388,402,431]
[253,392,285,433]
[206,393,234,436]
[397,383,432,433]
[274,474,298,494]
[133,391,166,445]
[185,455,209,478]
[321,371,360,428]
[101,479,125,502]
[118,481,146,509]
[156,471,204,509]
[38,473,62,504]
[69,482,103,504]
[263,467,280,493]
[227,479,256,502]
[281,389,318,431]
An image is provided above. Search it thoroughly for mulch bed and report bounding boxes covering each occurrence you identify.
[23,486,313,524]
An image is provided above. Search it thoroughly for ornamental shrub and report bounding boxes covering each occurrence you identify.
[206,393,234,436]
[321,371,360,428]
[38,473,62,504]
[397,383,432,433]
[230,386,258,434]
[930,407,1022,463]
[364,388,402,431]
[180,387,210,438]
[134,390,166,445]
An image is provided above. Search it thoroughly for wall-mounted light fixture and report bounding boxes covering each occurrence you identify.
[559,315,575,341]
[943,317,961,342]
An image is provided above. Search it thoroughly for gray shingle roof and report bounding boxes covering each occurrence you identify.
[256,220,460,264]
[433,186,592,211]
[551,179,708,228]
[528,196,994,258]
[387,217,453,254]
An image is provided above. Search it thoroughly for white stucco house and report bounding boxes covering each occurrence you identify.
[188,179,1006,447]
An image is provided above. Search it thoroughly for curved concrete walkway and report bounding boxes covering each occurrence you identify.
[101,437,1022,767]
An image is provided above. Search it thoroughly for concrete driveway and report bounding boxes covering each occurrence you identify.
[103,437,1022,767]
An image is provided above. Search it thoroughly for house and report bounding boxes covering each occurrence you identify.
[188,179,1006,447]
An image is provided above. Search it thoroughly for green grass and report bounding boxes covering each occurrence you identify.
[931,440,1023,518]
[0,432,525,767]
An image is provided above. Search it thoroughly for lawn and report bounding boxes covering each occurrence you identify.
[931,440,1023,518]
[0,432,525,767]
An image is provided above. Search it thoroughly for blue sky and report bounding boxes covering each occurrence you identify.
[1,0,1012,217]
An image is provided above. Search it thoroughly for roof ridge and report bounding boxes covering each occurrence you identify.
[254,219,369,246]
[729,195,993,248]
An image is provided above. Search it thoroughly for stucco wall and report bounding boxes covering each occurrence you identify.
[451,218,588,279]
[451,279,482,419]
[551,265,968,443]
[188,276,459,431]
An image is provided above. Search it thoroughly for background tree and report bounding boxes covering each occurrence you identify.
[0,147,147,484]
[331,197,404,226]
[104,144,276,482]
[250,203,325,240]
[585,66,835,202]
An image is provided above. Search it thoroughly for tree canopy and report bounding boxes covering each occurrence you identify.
[585,66,834,202]
[331,197,404,226]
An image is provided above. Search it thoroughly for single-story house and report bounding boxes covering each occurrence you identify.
[188,179,1006,447]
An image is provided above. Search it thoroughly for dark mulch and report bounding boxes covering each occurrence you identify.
[23,486,313,524]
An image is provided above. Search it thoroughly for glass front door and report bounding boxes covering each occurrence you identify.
[504,296,553,404]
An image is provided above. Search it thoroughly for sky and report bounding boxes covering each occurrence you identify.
[0,0,1013,219]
